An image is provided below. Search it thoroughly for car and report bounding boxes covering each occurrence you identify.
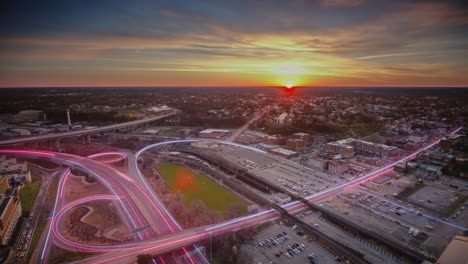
[309,253,317,259]
[286,253,292,258]
[274,252,280,257]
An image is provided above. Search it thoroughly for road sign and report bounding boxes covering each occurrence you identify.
[49,212,57,216]
[128,154,134,157]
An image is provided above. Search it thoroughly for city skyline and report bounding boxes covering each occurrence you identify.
[1,0,468,88]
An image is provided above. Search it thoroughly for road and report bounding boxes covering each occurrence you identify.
[225,109,268,142]
[0,125,462,264]
[0,111,175,146]
[0,149,205,264]
[12,166,55,264]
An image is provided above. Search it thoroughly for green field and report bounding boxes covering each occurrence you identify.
[155,163,248,211]
[19,184,40,211]
[20,171,42,211]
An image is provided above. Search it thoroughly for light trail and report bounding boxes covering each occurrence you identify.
[88,152,127,164]
[40,167,71,262]
[0,126,462,264]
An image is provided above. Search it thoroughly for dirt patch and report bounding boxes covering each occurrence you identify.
[64,174,110,202]
[63,204,130,244]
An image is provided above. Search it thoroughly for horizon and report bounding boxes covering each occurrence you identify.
[1,1,468,88]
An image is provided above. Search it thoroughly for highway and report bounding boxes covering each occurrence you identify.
[0,112,175,146]
[0,149,204,264]
[0,125,462,264]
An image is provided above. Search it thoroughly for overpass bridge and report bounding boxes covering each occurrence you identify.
[0,111,176,147]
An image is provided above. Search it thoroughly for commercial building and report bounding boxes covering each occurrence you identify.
[290,132,312,144]
[0,177,9,195]
[328,161,349,174]
[349,139,400,158]
[307,156,328,170]
[11,110,45,123]
[236,131,266,144]
[199,129,231,138]
[0,194,22,245]
[440,134,465,149]
[408,133,426,143]
[270,147,298,159]
[0,156,31,184]
[325,139,355,158]
[285,138,307,150]
[261,135,284,145]
[437,236,468,264]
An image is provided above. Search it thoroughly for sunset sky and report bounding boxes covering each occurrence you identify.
[1,0,467,87]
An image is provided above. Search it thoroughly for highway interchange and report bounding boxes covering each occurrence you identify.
[0,126,465,264]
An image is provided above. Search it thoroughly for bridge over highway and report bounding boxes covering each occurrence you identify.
[0,111,176,146]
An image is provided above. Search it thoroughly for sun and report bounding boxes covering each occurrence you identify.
[285,82,294,89]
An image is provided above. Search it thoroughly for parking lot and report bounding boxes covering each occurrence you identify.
[297,210,405,264]
[241,222,338,264]
[408,185,458,212]
[216,145,339,198]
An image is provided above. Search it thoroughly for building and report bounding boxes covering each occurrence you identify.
[257,144,279,155]
[275,113,288,124]
[0,177,9,195]
[270,147,298,159]
[417,164,442,179]
[199,129,230,138]
[408,133,425,143]
[0,194,22,245]
[328,161,349,174]
[236,133,259,144]
[11,110,45,123]
[0,156,31,184]
[349,139,400,158]
[261,135,284,145]
[325,140,355,158]
[236,131,266,144]
[440,134,465,150]
[436,236,468,264]
[290,132,312,144]
[307,156,328,170]
[285,138,307,150]
[312,135,327,143]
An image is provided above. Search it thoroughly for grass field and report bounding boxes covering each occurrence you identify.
[20,184,40,211]
[155,163,248,211]
[20,171,42,211]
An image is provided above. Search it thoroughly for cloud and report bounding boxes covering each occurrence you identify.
[0,0,467,87]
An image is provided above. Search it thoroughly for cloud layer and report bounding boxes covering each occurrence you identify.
[1,0,467,87]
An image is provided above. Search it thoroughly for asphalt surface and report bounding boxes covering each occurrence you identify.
[0,112,175,145]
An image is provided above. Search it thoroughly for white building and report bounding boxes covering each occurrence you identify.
[275,113,288,124]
